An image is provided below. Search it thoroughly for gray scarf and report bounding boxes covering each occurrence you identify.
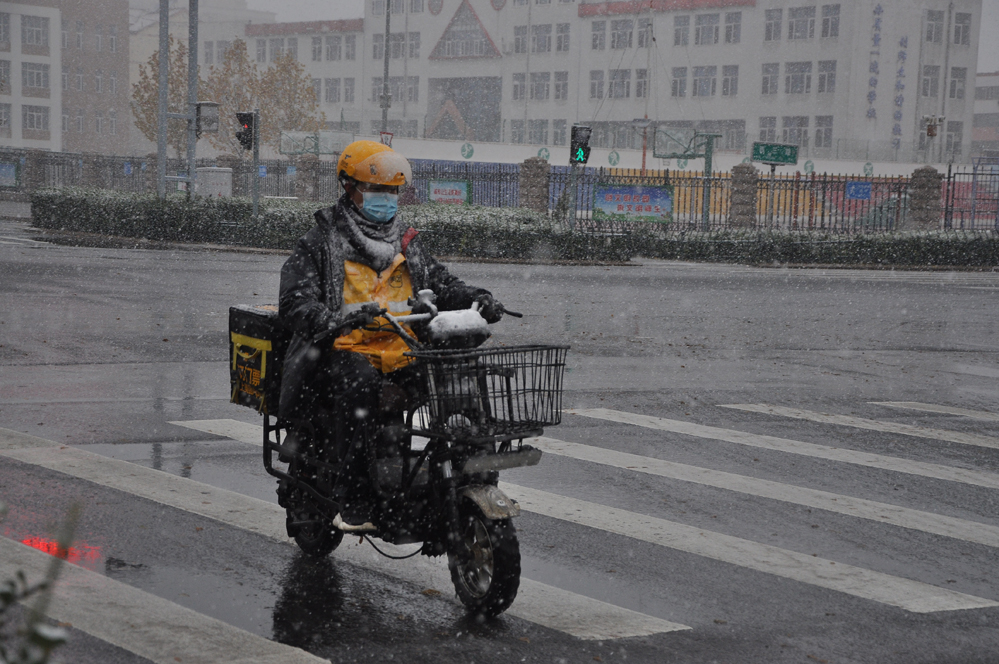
[336,201,404,275]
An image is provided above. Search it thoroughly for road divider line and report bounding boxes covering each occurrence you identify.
[528,436,999,548]
[500,483,997,614]
[870,402,999,422]
[721,404,999,451]
[567,408,999,490]
[0,427,688,641]
[0,537,326,664]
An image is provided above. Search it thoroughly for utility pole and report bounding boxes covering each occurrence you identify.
[700,134,720,231]
[156,0,168,199]
[381,1,391,132]
[253,108,260,219]
[185,0,198,199]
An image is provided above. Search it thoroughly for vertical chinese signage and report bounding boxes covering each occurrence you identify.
[892,37,908,149]
[592,184,673,223]
[867,4,883,120]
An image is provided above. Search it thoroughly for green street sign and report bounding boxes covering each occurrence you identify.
[461,143,474,159]
[538,147,550,160]
[751,142,798,165]
[608,151,620,166]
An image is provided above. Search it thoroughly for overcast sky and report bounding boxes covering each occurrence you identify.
[247,0,999,72]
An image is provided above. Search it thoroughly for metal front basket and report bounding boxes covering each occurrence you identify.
[409,345,569,438]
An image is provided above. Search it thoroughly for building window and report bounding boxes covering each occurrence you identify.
[513,72,526,100]
[217,41,231,61]
[408,32,420,58]
[635,68,647,97]
[311,78,321,103]
[326,35,342,61]
[725,12,741,44]
[528,119,548,144]
[511,119,525,143]
[95,26,102,52]
[269,38,284,62]
[61,18,68,49]
[722,65,738,96]
[762,63,779,94]
[694,14,719,45]
[591,21,605,50]
[817,60,835,93]
[286,38,298,60]
[22,16,49,48]
[390,0,404,13]
[204,41,214,64]
[556,23,570,52]
[0,103,10,138]
[109,110,116,135]
[514,26,527,54]
[532,24,552,53]
[530,71,550,100]
[765,9,782,41]
[109,26,117,53]
[0,61,10,94]
[785,61,812,94]
[256,39,266,62]
[945,121,963,154]
[60,64,67,92]
[411,0,424,12]
[609,69,630,98]
[22,104,49,131]
[22,62,49,89]
[325,78,340,103]
[782,116,809,146]
[373,34,384,60]
[926,10,944,43]
[975,86,999,100]
[674,16,689,46]
[814,115,832,148]
[671,67,686,97]
[787,7,814,40]
[637,18,652,47]
[76,21,83,49]
[553,119,567,145]
[554,70,568,100]
[611,20,633,49]
[821,4,839,38]
[389,32,405,59]
[373,0,385,15]
[94,69,102,94]
[406,76,418,102]
[589,70,604,99]
[75,67,83,91]
[949,67,966,99]
[344,77,355,103]
[759,116,776,142]
[75,109,84,132]
[109,71,116,95]
[921,65,939,97]
[692,66,716,96]
[0,14,8,46]
[62,112,68,133]
[345,35,356,60]
[954,13,971,46]
[312,37,322,61]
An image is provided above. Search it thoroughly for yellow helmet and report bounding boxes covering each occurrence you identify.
[337,140,412,187]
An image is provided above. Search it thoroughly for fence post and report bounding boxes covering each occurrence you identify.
[791,171,801,230]
[907,165,942,230]
[728,163,757,229]
[518,157,550,214]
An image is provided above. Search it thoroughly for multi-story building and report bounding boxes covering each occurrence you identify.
[0,2,62,151]
[232,0,982,164]
[972,71,999,158]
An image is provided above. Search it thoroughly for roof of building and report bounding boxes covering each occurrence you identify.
[245,19,363,37]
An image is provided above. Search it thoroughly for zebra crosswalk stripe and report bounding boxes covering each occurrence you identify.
[870,402,999,422]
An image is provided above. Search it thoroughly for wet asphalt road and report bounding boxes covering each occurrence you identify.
[2,223,999,663]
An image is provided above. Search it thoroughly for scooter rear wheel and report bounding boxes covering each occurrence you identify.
[448,501,520,617]
[290,505,343,558]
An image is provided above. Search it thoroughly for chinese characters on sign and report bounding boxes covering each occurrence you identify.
[892,36,908,149]
[592,184,673,223]
[428,180,470,205]
[867,4,883,120]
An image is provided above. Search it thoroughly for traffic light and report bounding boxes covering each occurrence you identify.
[926,123,937,138]
[570,125,592,165]
[235,112,255,151]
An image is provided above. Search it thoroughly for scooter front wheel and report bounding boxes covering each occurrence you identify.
[448,501,520,617]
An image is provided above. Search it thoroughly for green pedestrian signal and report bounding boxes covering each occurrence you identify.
[570,125,591,165]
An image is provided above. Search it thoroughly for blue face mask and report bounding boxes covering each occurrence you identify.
[359,192,398,223]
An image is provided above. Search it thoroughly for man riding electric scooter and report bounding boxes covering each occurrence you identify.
[278,140,503,528]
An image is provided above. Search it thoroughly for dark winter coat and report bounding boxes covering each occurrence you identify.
[278,197,489,419]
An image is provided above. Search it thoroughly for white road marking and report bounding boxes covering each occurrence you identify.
[952,364,999,379]
[500,483,996,613]
[0,538,326,664]
[0,427,688,641]
[529,437,999,549]
[172,418,262,443]
[165,420,999,612]
[721,404,999,451]
[567,408,999,490]
[871,402,999,422]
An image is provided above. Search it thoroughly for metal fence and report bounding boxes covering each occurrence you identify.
[944,159,999,230]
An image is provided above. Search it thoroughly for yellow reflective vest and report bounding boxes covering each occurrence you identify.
[333,253,415,372]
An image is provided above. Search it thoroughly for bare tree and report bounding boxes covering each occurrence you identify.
[131,36,201,158]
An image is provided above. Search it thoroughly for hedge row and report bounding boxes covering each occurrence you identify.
[30,188,998,267]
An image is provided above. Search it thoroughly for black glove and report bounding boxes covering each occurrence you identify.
[337,303,384,334]
[476,294,503,324]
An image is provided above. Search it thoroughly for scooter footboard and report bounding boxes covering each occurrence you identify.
[461,446,542,475]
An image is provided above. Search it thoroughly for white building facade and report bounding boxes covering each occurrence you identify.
[0,2,62,151]
[250,0,982,164]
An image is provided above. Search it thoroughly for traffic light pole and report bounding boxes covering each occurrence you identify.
[567,162,578,231]
[252,108,260,220]
[700,134,720,232]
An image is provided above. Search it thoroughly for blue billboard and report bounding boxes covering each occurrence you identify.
[592,184,673,223]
